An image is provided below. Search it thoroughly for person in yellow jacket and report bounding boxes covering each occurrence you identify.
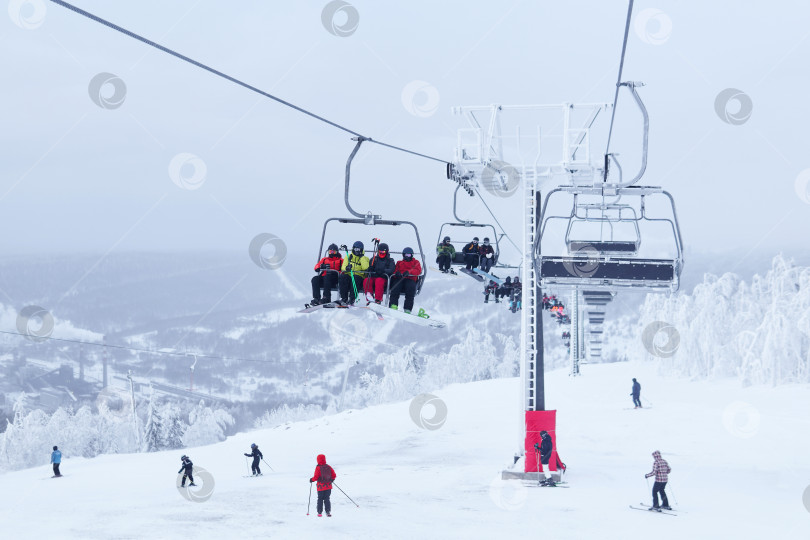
[338,241,369,306]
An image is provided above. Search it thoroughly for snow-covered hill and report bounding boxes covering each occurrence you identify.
[1,362,807,540]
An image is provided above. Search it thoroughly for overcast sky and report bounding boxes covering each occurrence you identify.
[2,0,809,269]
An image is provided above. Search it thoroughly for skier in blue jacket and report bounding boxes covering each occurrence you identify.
[50,445,62,477]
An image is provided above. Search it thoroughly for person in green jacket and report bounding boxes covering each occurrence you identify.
[338,241,370,305]
[436,236,455,273]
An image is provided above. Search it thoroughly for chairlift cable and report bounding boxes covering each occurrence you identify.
[48,0,448,165]
[603,0,635,177]
[473,188,523,258]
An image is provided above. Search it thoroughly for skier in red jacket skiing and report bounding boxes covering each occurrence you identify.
[389,247,422,314]
[311,243,343,305]
[310,454,337,517]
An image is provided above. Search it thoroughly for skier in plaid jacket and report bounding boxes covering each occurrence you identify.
[644,450,671,510]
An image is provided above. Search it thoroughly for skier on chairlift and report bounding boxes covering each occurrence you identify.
[310,243,343,305]
[389,246,422,313]
[436,236,455,273]
[462,237,480,270]
[495,276,512,302]
[479,237,495,274]
[510,276,522,312]
[337,241,369,306]
[483,279,499,304]
[363,242,395,304]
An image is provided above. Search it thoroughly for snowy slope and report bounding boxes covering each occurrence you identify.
[1,362,808,540]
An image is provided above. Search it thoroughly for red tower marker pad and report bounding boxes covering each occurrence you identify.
[524,410,562,473]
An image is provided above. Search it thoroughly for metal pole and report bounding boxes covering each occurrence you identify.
[127,370,140,450]
[536,189,545,410]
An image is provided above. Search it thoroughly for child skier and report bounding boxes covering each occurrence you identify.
[178,455,196,487]
[338,241,369,306]
[644,450,671,511]
[435,236,455,273]
[538,430,555,486]
[244,443,263,476]
[363,242,395,304]
[309,454,337,517]
[50,445,62,477]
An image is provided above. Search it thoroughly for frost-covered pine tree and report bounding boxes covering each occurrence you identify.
[142,394,165,452]
[182,400,234,448]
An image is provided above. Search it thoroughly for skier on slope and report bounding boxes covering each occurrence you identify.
[309,454,337,517]
[178,455,196,487]
[310,243,343,306]
[644,451,672,511]
[461,237,480,270]
[478,237,496,273]
[363,242,395,305]
[244,443,263,476]
[537,430,555,486]
[337,241,369,306]
[389,247,422,314]
[50,445,62,477]
[435,236,455,273]
[631,378,642,409]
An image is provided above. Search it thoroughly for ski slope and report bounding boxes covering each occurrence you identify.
[1,362,808,540]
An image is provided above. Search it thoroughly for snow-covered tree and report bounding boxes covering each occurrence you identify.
[182,400,234,447]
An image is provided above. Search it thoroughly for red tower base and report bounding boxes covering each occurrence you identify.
[501,410,566,481]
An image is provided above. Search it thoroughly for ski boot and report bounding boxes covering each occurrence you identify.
[310,298,321,306]
[390,304,398,310]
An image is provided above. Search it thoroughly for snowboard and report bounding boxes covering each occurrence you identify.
[458,268,485,282]
[473,268,503,285]
[298,302,337,313]
[365,303,446,329]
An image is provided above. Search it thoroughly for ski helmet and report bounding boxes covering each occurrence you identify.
[352,240,364,254]
[251,443,257,448]
[402,247,414,260]
[472,237,479,243]
[443,236,451,243]
[514,275,520,281]
[483,237,490,245]
[53,445,58,451]
[540,430,548,437]
[181,455,187,460]
[328,243,339,254]
[378,243,389,254]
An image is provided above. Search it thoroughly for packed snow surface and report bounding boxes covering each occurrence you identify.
[1,362,808,539]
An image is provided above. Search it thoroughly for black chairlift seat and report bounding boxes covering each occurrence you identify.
[540,256,678,290]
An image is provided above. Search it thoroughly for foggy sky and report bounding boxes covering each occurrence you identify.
[2,0,809,269]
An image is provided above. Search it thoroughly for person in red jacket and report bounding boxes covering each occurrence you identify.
[309,454,337,517]
[311,244,343,305]
[388,247,422,313]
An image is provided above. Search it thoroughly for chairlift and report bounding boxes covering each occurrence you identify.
[535,83,684,292]
[436,185,500,271]
[317,137,428,299]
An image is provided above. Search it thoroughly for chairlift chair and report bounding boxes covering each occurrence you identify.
[317,138,428,300]
[436,185,500,269]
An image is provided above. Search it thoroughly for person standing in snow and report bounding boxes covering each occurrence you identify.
[538,430,555,486]
[309,454,337,517]
[50,445,62,477]
[178,455,196,487]
[631,378,642,408]
[244,443,263,476]
[644,450,671,511]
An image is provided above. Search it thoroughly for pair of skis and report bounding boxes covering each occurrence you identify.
[629,503,679,516]
[299,301,446,329]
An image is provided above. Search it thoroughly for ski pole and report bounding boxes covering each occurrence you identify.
[343,246,359,301]
[332,482,359,507]
[245,456,251,475]
[668,481,679,506]
[306,481,313,515]
[261,458,275,472]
